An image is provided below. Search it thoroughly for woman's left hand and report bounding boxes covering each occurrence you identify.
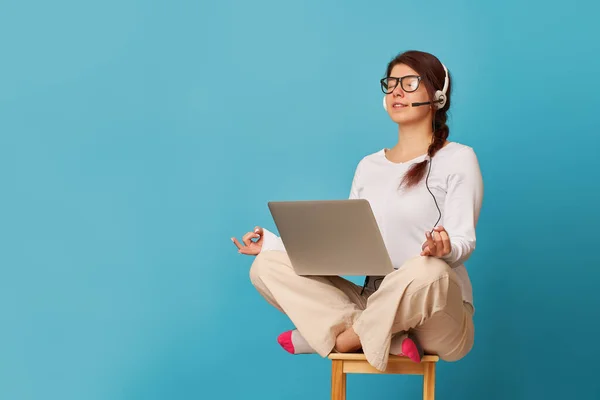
[421,226,451,257]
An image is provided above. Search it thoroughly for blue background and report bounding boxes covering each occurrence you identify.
[1,0,599,399]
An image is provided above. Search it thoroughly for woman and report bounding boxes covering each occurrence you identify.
[232,50,483,372]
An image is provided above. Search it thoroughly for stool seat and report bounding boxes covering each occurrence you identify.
[328,353,439,399]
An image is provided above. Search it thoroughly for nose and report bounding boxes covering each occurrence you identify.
[392,83,404,97]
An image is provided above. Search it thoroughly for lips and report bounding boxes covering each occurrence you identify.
[392,102,407,109]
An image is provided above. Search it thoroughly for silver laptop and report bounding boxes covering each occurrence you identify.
[267,199,395,276]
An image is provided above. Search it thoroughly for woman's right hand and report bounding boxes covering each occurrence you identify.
[231,226,264,255]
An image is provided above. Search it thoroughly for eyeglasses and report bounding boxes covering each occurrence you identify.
[380,75,422,94]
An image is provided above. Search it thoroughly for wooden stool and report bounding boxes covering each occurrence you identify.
[328,353,439,400]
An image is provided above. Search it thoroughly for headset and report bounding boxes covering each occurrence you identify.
[361,63,449,295]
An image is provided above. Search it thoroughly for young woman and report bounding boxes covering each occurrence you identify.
[232,50,484,372]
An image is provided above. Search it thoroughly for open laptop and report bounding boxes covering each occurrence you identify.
[267,199,395,276]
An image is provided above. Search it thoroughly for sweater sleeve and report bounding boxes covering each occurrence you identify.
[440,147,484,267]
[260,227,286,252]
[259,160,364,254]
[348,159,363,200]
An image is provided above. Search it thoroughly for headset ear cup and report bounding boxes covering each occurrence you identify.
[434,90,446,109]
[383,96,387,111]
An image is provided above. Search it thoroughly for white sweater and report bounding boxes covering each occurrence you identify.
[259,141,484,306]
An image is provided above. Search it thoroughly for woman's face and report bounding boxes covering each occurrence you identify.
[383,63,432,125]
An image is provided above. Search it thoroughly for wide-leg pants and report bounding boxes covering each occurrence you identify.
[249,250,474,371]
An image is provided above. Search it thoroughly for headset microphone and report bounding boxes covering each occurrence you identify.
[382,99,442,109]
[411,101,433,107]
[410,96,448,107]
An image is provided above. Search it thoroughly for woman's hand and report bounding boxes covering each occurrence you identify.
[232,226,264,256]
[421,226,451,257]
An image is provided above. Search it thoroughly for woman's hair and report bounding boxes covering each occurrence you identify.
[385,50,452,188]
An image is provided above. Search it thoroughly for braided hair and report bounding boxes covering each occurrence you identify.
[384,50,452,188]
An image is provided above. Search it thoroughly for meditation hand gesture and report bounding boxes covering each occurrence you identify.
[421,225,451,257]
[232,226,263,255]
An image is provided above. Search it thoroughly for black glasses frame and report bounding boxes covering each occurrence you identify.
[380,75,422,94]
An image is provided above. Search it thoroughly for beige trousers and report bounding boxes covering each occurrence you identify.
[249,250,474,371]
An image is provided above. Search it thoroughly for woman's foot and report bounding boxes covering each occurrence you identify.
[277,330,316,354]
[334,327,362,353]
[390,332,424,363]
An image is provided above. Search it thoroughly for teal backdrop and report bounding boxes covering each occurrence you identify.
[1,0,599,399]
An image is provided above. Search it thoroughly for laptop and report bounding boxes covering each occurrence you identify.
[267,199,395,276]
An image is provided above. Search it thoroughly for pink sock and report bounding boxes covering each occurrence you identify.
[390,332,424,363]
[277,329,315,354]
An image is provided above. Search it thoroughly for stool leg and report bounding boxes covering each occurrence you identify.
[423,362,435,400]
[331,360,346,400]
